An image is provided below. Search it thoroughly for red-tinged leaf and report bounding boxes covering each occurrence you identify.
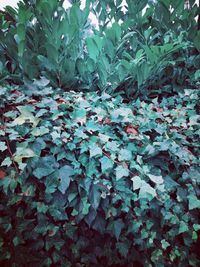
[27,99,38,104]
[12,90,23,96]
[56,98,66,104]
[104,152,111,157]
[104,117,111,124]
[48,230,56,237]
[125,126,139,136]
[0,125,6,130]
[152,106,163,112]
[0,170,6,180]
[125,161,130,167]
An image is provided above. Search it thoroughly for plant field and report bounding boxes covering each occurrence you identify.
[0,0,200,266]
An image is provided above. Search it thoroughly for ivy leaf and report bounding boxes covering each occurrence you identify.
[13,148,35,163]
[33,156,58,179]
[161,239,170,250]
[193,224,200,231]
[0,141,7,152]
[13,106,40,126]
[100,156,114,172]
[89,144,102,158]
[58,165,74,194]
[35,108,48,118]
[116,242,129,257]
[132,176,157,199]
[148,174,164,185]
[33,167,55,179]
[92,215,106,234]
[84,208,97,227]
[178,221,189,234]
[72,108,87,125]
[37,202,49,214]
[113,219,124,240]
[139,181,157,200]
[131,176,142,190]
[71,209,79,216]
[118,149,132,161]
[188,195,200,210]
[192,231,198,240]
[105,141,120,152]
[82,197,91,215]
[1,157,12,167]
[116,165,129,180]
[89,184,101,210]
[31,126,50,136]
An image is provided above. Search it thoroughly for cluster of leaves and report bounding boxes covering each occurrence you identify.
[0,84,200,266]
[0,0,200,98]
[0,0,92,89]
[88,0,200,97]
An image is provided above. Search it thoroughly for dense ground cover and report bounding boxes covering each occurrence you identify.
[0,85,200,266]
[0,0,200,266]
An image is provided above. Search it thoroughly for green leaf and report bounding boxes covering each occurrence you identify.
[13,106,40,127]
[1,157,12,167]
[105,141,120,152]
[161,239,170,250]
[82,197,91,215]
[188,195,200,210]
[37,202,49,213]
[72,108,87,121]
[89,144,102,158]
[86,37,100,61]
[193,224,200,231]
[71,209,79,216]
[192,231,198,240]
[31,126,50,136]
[100,156,114,172]
[92,215,106,234]
[89,184,101,210]
[0,141,7,152]
[118,149,132,161]
[131,176,142,190]
[58,165,74,194]
[178,221,189,234]
[33,156,58,179]
[148,174,164,185]
[33,167,55,179]
[113,219,124,240]
[132,176,157,199]
[116,242,129,257]
[116,165,129,180]
[13,148,35,163]
[139,181,157,200]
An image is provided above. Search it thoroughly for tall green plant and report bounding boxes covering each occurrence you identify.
[87,0,199,97]
[0,0,199,97]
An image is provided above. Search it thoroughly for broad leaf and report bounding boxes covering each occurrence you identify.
[58,165,74,194]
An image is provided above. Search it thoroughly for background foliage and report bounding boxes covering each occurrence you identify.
[0,0,200,266]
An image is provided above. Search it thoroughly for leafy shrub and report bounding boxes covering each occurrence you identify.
[0,86,200,266]
[0,0,94,89]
